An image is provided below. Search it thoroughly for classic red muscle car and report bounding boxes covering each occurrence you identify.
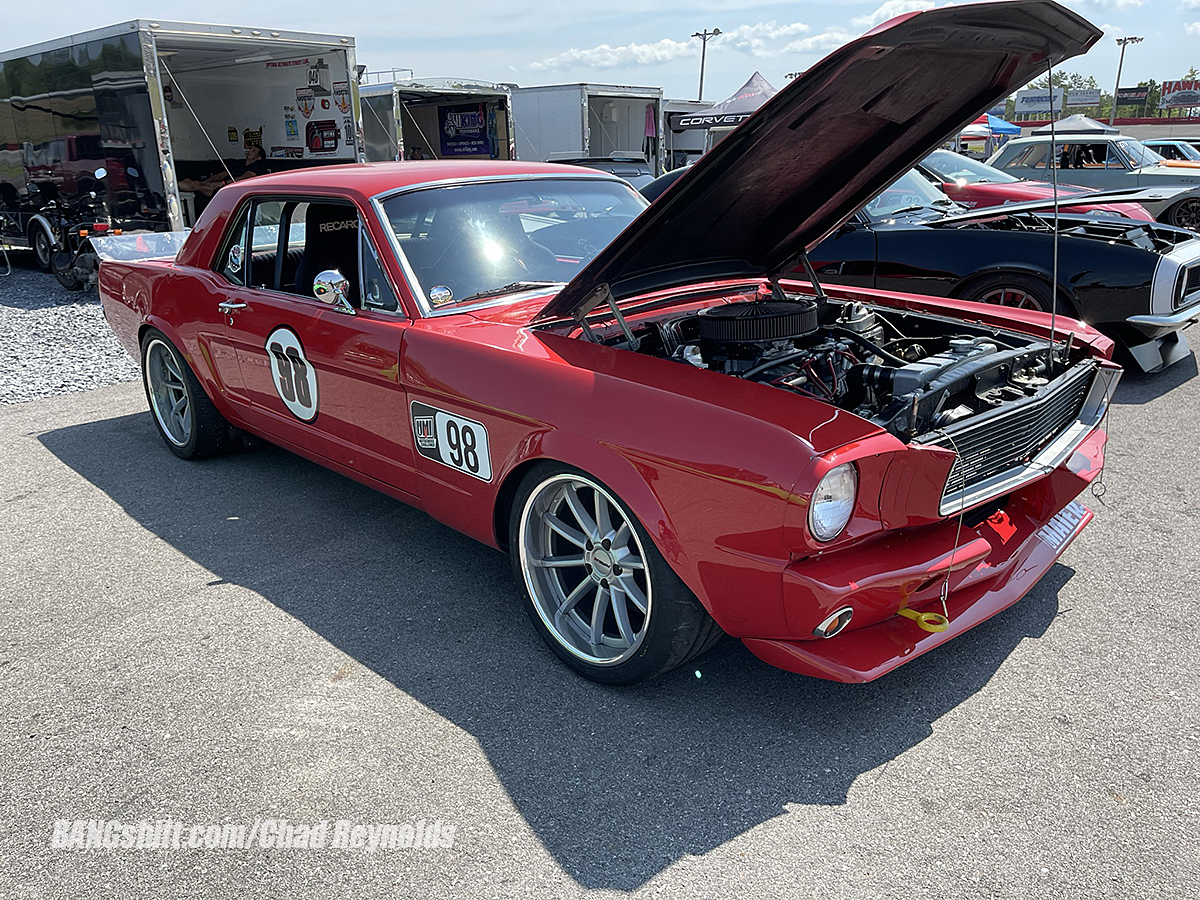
[98,0,1120,684]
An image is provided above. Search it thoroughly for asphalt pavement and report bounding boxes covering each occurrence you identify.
[1,332,1198,899]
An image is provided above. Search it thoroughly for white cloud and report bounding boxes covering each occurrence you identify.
[1187,22,1200,35]
[850,1,936,29]
[530,20,811,70]
[716,21,811,57]
[783,31,857,54]
[530,37,697,71]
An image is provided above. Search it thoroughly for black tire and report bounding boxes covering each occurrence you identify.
[140,329,232,460]
[30,225,53,272]
[1167,197,1200,231]
[509,462,722,684]
[52,251,83,291]
[961,272,1069,316]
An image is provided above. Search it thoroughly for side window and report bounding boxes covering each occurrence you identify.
[216,204,249,285]
[247,200,287,289]
[360,228,400,313]
[1001,143,1048,170]
[295,202,361,306]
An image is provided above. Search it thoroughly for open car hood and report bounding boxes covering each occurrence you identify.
[932,186,1194,224]
[536,0,1101,323]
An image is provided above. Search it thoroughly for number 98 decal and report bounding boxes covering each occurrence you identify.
[410,401,492,481]
[266,326,319,422]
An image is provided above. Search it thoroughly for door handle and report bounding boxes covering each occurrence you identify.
[218,300,247,313]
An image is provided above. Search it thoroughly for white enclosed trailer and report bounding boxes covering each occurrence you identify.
[360,76,514,161]
[508,83,663,174]
[0,18,362,251]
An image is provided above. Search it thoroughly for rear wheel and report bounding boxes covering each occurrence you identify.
[962,273,1067,315]
[140,329,231,459]
[52,250,83,291]
[510,465,721,684]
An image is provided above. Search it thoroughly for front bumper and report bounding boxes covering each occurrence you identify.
[742,425,1107,683]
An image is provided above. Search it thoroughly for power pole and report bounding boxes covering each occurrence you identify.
[692,28,721,101]
[1110,36,1143,125]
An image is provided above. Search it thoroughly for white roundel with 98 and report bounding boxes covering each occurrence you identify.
[266,327,318,421]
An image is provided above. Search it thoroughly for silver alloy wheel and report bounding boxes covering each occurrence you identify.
[518,473,652,666]
[977,286,1045,311]
[1172,198,1200,231]
[144,339,192,447]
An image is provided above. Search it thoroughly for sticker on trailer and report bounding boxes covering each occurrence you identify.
[266,327,319,422]
[410,401,492,481]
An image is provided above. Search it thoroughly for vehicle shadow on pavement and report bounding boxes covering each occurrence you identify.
[1112,349,1197,406]
[40,411,1069,891]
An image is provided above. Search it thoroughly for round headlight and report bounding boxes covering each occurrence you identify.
[808,463,858,542]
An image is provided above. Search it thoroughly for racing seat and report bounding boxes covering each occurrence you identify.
[294,204,360,306]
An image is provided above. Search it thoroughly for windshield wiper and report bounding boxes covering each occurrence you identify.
[454,281,563,305]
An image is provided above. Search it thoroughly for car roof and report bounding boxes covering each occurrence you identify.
[1005,133,1132,143]
[219,160,623,204]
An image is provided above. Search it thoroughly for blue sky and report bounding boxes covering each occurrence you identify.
[7,1,1197,102]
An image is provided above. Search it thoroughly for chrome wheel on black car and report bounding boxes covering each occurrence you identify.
[1169,198,1200,231]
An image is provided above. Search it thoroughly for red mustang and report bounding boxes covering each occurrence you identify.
[98,0,1119,684]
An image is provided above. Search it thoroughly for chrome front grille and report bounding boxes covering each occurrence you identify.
[915,361,1105,514]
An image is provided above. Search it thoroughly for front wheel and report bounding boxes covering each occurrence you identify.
[1167,197,1200,231]
[140,329,232,459]
[510,465,722,684]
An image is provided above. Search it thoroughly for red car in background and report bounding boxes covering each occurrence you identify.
[918,148,1154,220]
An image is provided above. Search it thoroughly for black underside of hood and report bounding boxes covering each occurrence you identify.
[536,0,1101,323]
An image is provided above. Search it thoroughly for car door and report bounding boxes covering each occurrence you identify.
[1052,141,1131,190]
[220,197,418,499]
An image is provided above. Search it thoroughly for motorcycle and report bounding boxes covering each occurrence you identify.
[50,166,113,292]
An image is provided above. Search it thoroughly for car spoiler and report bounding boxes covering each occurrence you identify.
[90,232,189,263]
[935,186,1195,224]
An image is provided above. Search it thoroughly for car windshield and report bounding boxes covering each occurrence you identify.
[1117,138,1166,168]
[380,178,646,312]
[862,170,959,221]
[1155,141,1200,161]
[922,149,1019,184]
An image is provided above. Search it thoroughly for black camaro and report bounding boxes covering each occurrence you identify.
[643,167,1200,372]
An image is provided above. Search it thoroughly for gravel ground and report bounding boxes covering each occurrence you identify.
[0,252,138,405]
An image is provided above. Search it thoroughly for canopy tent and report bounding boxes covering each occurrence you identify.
[959,113,1021,137]
[669,72,778,131]
[1030,114,1118,135]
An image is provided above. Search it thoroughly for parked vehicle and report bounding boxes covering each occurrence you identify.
[360,77,515,162]
[546,153,655,190]
[916,149,1153,220]
[0,20,364,281]
[97,0,1119,685]
[642,162,1199,373]
[988,126,1200,228]
[1141,139,1200,162]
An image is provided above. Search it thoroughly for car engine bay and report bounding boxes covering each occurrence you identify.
[616,291,1094,442]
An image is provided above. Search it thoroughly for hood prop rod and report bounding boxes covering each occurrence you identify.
[577,283,639,349]
[1047,55,1061,369]
[771,248,828,311]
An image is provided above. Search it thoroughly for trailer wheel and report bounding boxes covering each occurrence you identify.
[30,225,53,272]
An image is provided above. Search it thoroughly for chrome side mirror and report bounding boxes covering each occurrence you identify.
[312,269,354,315]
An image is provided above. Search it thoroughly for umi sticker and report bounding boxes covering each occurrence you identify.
[266,327,318,421]
[410,401,491,481]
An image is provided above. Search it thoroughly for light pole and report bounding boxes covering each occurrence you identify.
[692,27,721,101]
[1109,35,1143,125]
